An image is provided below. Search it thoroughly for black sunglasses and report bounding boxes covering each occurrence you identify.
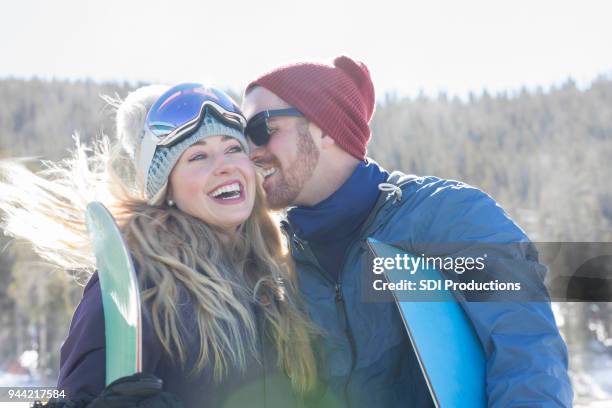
[245,108,304,146]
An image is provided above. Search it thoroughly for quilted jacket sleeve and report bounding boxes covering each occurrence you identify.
[396,178,573,407]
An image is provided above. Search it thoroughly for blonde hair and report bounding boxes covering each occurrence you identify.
[0,85,317,392]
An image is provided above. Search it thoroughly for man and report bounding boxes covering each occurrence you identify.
[242,56,573,407]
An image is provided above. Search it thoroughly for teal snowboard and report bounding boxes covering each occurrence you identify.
[86,201,142,385]
[366,238,486,408]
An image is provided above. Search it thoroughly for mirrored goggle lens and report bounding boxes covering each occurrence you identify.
[245,117,270,146]
[146,83,242,137]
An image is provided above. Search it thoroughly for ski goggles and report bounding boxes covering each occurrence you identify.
[244,108,304,146]
[137,83,247,184]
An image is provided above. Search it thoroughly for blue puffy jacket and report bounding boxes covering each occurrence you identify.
[284,169,573,407]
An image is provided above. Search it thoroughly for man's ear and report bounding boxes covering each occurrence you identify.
[307,121,335,149]
[320,133,335,149]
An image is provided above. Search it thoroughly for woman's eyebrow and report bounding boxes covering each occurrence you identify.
[191,136,236,146]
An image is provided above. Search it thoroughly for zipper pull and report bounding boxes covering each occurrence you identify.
[335,283,343,302]
[335,283,348,333]
[293,234,306,251]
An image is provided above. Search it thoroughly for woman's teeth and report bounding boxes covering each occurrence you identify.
[210,182,242,199]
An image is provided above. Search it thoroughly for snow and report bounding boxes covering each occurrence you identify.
[572,351,612,407]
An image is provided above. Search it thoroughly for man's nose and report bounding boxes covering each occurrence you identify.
[248,141,265,163]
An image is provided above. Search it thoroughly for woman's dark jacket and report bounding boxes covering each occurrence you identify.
[57,272,310,408]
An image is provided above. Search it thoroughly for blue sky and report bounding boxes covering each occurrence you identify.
[2,0,611,98]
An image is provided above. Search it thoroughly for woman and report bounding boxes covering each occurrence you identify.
[0,83,318,407]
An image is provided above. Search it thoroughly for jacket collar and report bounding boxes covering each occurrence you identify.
[355,170,419,239]
[287,160,389,243]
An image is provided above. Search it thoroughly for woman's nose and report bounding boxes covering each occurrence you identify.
[212,153,236,175]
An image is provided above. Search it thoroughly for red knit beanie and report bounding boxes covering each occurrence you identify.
[245,56,375,160]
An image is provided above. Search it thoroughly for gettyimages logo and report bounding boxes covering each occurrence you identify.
[371,253,486,275]
[362,241,612,302]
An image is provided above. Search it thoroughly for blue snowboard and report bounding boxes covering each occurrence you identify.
[366,238,486,408]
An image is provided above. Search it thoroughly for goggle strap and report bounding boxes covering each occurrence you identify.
[158,119,200,146]
[136,129,160,194]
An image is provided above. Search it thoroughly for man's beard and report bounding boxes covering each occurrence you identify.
[265,127,319,210]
